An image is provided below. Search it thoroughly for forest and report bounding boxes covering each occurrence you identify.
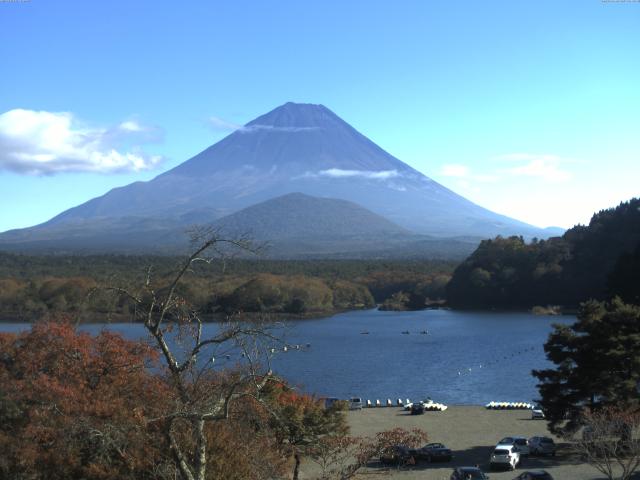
[2,198,639,320]
[0,254,455,321]
[445,198,640,309]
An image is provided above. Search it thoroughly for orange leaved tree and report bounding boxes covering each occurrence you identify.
[0,321,170,479]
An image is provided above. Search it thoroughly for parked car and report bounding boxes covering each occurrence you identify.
[531,409,545,420]
[348,397,363,410]
[380,445,415,465]
[512,470,554,480]
[323,397,341,409]
[513,437,530,455]
[404,398,433,411]
[412,442,453,462]
[497,437,529,455]
[450,466,490,479]
[528,436,556,456]
[490,444,520,470]
[410,402,425,415]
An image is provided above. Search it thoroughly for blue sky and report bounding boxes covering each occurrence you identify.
[0,0,638,231]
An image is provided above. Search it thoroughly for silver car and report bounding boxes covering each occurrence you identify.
[498,437,529,456]
[528,436,556,456]
[531,409,545,420]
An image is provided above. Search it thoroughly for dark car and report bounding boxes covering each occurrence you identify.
[513,471,554,480]
[410,402,425,415]
[528,436,556,456]
[412,442,453,462]
[323,397,341,409]
[380,445,415,465]
[450,466,490,479]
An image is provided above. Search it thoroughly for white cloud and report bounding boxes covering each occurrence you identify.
[440,164,470,177]
[498,153,572,182]
[438,154,573,187]
[0,109,163,175]
[118,120,145,132]
[438,163,498,183]
[206,116,242,131]
[317,168,400,179]
[239,124,320,133]
[206,115,321,134]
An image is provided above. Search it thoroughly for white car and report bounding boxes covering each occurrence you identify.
[490,444,520,470]
[531,409,545,420]
[349,397,363,410]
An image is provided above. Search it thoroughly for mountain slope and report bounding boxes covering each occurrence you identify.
[212,192,409,239]
[0,102,558,255]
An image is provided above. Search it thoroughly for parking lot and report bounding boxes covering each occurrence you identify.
[302,405,621,480]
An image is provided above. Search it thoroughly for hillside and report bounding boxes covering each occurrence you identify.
[212,192,408,239]
[445,198,640,308]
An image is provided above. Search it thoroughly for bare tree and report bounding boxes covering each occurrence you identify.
[307,427,429,480]
[574,406,640,480]
[307,435,364,480]
[109,228,281,480]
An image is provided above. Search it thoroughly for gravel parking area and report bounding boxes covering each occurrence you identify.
[301,406,614,480]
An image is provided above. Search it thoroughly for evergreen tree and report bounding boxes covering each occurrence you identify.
[533,299,640,435]
[608,242,640,305]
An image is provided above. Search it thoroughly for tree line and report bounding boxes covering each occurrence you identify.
[0,256,454,321]
[446,198,640,309]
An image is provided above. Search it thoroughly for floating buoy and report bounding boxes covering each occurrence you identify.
[283,346,288,352]
[486,401,534,410]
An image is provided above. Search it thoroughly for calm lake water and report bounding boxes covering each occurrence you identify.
[0,309,573,405]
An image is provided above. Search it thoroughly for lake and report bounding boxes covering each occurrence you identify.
[0,309,572,405]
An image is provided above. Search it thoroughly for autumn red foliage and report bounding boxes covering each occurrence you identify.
[0,321,169,479]
[0,321,290,480]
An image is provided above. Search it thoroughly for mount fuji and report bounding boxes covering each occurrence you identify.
[0,102,561,256]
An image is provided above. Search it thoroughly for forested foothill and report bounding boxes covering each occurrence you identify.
[0,254,455,322]
[446,198,640,310]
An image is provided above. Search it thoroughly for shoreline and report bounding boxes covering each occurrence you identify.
[0,304,572,325]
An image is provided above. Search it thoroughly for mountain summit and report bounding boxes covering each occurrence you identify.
[0,102,558,254]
